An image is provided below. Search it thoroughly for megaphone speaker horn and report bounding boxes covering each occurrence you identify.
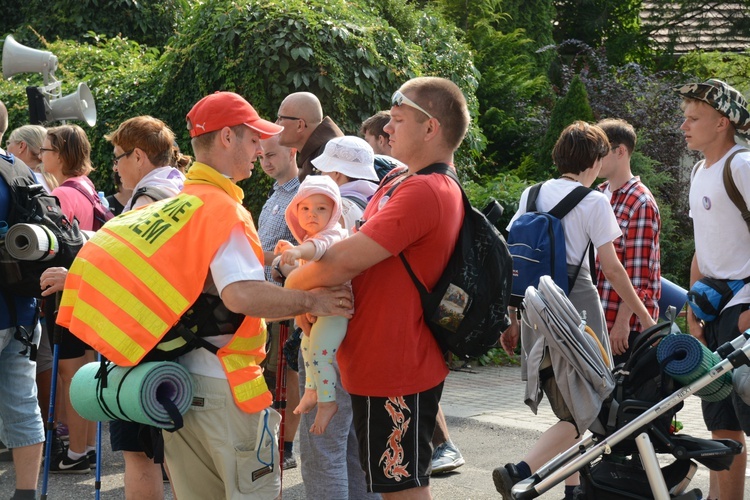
[47,82,97,127]
[2,35,58,80]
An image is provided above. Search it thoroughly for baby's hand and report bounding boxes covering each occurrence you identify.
[274,240,293,255]
[280,248,302,267]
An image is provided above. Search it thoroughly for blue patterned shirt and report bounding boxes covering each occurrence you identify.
[258,177,300,283]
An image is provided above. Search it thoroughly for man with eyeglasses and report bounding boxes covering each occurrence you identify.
[286,77,469,498]
[276,92,343,181]
[0,99,46,500]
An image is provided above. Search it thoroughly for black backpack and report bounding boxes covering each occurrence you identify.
[0,156,86,298]
[387,163,513,359]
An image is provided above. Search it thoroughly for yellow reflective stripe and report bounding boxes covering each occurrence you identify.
[70,300,146,364]
[221,353,261,373]
[232,374,269,403]
[224,331,266,354]
[155,336,186,352]
[72,257,169,338]
[59,288,78,308]
[91,233,189,314]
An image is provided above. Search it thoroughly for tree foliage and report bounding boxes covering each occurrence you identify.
[554,0,644,65]
[523,75,595,179]
[2,0,188,48]
[1,0,480,217]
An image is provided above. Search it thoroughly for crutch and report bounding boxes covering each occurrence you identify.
[41,298,61,500]
[273,320,290,492]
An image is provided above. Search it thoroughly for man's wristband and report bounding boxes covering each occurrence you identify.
[273,262,287,283]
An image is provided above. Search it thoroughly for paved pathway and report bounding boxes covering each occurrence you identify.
[442,362,710,439]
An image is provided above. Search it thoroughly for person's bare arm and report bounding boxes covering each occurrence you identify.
[598,242,656,330]
[263,250,276,266]
[609,302,634,356]
[277,240,317,266]
[285,231,392,290]
[221,280,353,319]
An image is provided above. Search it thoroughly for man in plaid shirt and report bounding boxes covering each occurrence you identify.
[595,119,661,364]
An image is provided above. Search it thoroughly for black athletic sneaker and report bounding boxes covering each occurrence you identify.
[87,450,96,469]
[492,463,524,500]
[49,451,90,474]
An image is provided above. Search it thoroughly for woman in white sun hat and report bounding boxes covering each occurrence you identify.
[310,135,392,233]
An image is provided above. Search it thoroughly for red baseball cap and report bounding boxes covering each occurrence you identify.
[186,91,283,139]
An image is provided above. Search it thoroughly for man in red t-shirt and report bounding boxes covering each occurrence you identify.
[286,76,468,498]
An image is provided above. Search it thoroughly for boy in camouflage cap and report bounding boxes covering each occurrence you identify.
[676,78,750,500]
[675,78,750,140]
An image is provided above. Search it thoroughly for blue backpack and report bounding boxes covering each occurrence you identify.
[507,182,593,307]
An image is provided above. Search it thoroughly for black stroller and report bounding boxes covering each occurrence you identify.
[508,276,745,500]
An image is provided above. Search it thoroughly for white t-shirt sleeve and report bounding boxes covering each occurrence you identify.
[585,192,622,250]
[507,187,531,231]
[210,224,266,295]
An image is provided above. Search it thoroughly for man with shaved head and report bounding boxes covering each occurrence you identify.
[276,93,376,499]
[276,92,343,180]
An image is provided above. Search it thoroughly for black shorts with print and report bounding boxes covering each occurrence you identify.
[350,383,443,493]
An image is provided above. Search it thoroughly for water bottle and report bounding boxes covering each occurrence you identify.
[98,191,110,210]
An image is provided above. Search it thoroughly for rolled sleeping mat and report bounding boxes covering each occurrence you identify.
[658,277,688,320]
[70,361,193,430]
[656,333,732,402]
[5,223,59,261]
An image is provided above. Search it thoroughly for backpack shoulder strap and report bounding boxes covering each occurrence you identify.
[61,179,100,206]
[548,185,592,220]
[691,160,704,182]
[130,186,173,207]
[61,179,113,227]
[722,148,750,232]
[342,194,368,212]
[395,163,466,295]
[526,182,543,212]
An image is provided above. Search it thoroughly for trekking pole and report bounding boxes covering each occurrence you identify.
[95,353,103,500]
[273,321,290,494]
[41,297,62,500]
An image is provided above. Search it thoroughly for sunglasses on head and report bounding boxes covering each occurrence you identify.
[391,90,437,122]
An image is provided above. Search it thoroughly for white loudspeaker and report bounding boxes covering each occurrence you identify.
[48,82,97,127]
[2,35,58,81]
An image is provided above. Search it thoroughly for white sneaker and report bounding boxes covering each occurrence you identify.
[431,441,465,475]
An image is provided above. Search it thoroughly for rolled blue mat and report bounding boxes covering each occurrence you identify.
[656,333,732,402]
[70,361,193,429]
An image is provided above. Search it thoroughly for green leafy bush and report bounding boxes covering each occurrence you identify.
[0,34,161,193]
[3,0,187,48]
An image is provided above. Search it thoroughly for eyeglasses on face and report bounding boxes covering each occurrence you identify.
[276,115,308,128]
[113,149,134,166]
[39,147,57,154]
[391,90,437,122]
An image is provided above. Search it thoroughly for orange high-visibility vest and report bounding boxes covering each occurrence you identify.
[57,181,272,414]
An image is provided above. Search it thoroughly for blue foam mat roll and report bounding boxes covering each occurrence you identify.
[656,333,732,402]
[70,361,194,429]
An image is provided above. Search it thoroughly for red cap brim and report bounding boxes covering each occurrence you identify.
[246,120,284,140]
